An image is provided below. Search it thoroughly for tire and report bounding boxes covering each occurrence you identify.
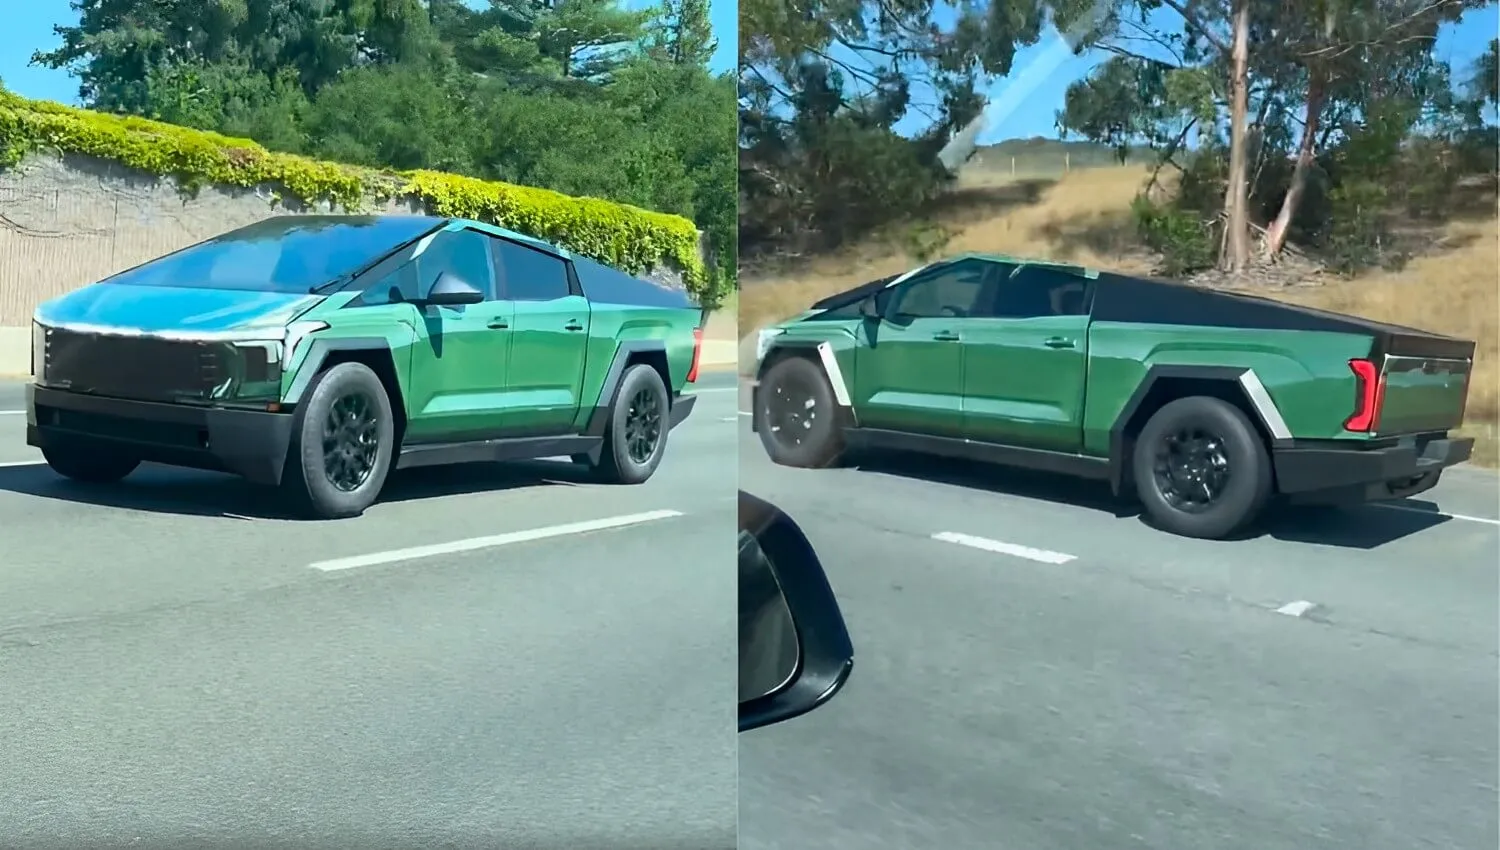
[42,442,140,483]
[755,354,844,469]
[1131,395,1273,540]
[592,363,671,485]
[281,361,396,519]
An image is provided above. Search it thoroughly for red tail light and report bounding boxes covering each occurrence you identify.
[1343,358,1386,432]
[686,327,704,384]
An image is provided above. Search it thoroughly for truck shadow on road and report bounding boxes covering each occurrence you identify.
[851,452,1455,550]
[0,459,591,520]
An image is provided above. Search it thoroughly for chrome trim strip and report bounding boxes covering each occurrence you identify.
[1237,369,1292,440]
[816,341,853,408]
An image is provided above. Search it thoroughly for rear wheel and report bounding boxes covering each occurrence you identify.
[755,355,844,469]
[1132,395,1272,540]
[42,442,140,483]
[281,361,396,519]
[590,363,670,485]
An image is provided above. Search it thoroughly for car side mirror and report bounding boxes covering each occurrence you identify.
[738,491,853,733]
[858,296,880,320]
[419,271,485,307]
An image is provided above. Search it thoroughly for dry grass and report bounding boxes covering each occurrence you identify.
[739,164,1499,466]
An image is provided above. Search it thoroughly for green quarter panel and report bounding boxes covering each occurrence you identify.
[1079,323,1374,455]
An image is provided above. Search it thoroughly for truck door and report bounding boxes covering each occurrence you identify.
[851,259,988,439]
[959,265,1093,453]
[488,235,590,434]
[399,227,513,443]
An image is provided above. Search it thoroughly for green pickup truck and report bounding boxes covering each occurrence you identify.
[28,215,706,519]
[751,253,1476,539]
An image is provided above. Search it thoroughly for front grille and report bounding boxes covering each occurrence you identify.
[44,328,225,401]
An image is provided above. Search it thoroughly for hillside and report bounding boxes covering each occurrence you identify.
[738,164,1499,466]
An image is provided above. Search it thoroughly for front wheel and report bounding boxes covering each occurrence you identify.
[281,361,396,519]
[42,442,140,483]
[1132,395,1272,540]
[755,355,844,469]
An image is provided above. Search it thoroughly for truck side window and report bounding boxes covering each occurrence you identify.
[491,238,571,302]
[991,267,1092,319]
[417,230,496,300]
[889,261,987,319]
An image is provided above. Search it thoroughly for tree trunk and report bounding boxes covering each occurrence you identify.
[1264,71,1327,258]
[1220,0,1252,273]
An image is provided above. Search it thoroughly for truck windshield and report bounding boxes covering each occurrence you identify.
[103,216,443,293]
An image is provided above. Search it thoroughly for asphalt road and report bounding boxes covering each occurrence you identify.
[0,374,740,850]
[737,382,1500,850]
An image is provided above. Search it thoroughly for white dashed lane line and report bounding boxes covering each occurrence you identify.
[931,531,1077,565]
[1275,600,1319,618]
[307,509,686,572]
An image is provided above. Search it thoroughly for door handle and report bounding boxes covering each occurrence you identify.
[1043,336,1076,349]
[932,331,961,342]
[564,320,584,332]
[487,319,510,330]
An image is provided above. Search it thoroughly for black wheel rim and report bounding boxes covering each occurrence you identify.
[763,374,819,449]
[322,392,380,492]
[624,388,662,464]
[1152,426,1231,513]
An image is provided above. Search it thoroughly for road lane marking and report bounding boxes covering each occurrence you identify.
[0,459,43,468]
[0,410,23,416]
[1373,503,1499,526]
[932,531,1076,565]
[308,509,686,572]
[738,411,750,416]
[1275,600,1318,617]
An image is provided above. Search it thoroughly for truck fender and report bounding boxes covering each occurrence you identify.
[283,337,394,405]
[1107,364,1292,494]
[583,339,669,438]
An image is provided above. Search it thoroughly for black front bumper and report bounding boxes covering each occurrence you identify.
[1274,434,1473,502]
[27,385,296,485]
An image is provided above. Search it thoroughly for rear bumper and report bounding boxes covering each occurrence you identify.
[26,384,296,485]
[1274,435,1473,502]
[670,392,698,429]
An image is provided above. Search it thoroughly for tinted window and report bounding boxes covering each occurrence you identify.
[354,229,495,306]
[989,266,1093,319]
[105,216,440,293]
[492,238,571,301]
[889,261,988,319]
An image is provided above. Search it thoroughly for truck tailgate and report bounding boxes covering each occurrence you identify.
[1378,354,1473,435]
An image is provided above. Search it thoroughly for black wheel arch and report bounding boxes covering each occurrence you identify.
[285,337,407,445]
[583,340,671,437]
[1109,365,1281,496]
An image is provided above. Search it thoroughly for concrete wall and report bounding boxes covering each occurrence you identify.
[0,152,727,375]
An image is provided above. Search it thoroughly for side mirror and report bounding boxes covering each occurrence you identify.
[738,491,853,733]
[858,296,880,320]
[419,271,485,307]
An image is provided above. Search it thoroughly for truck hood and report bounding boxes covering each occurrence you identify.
[35,284,326,339]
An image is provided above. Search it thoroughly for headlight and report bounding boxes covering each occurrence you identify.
[31,321,46,382]
[756,328,784,364]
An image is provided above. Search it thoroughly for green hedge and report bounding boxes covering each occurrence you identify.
[0,91,706,293]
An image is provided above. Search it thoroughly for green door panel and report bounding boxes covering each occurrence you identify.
[501,295,592,433]
[853,318,965,437]
[404,299,515,441]
[959,315,1090,452]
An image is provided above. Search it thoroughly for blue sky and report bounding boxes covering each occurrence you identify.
[0,0,1487,141]
[0,0,738,101]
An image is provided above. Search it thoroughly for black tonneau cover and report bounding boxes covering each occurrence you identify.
[1089,273,1476,362]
